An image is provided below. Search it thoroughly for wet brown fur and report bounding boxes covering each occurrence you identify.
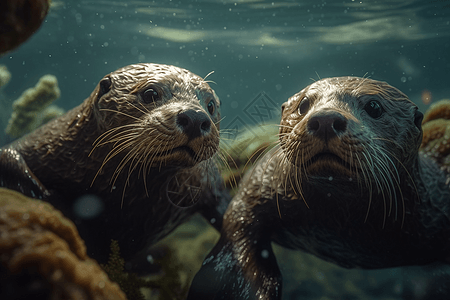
[0,63,230,263]
[187,77,450,300]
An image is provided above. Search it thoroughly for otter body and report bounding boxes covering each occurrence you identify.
[0,63,230,263]
[188,77,450,300]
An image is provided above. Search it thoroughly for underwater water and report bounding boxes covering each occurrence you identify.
[1,0,450,299]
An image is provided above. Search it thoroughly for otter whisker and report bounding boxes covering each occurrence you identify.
[242,140,278,177]
[356,151,374,223]
[132,130,160,175]
[216,149,238,190]
[366,142,404,225]
[259,145,282,195]
[116,147,143,207]
[126,140,149,182]
[373,149,399,218]
[361,150,388,228]
[366,146,393,216]
[376,147,411,227]
[203,70,215,81]
[216,115,227,124]
[90,135,139,187]
[289,140,300,191]
[292,150,301,194]
[162,136,177,169]
[91,123,138,145]
[218,128,236,136]
[89,124,141,156]
[136,136,158,180]
[106,135,141,173]
[95,131,144,150]
[121,142,152,204]
[123,99,150,115]
[141,143,158,197]
[372,137,403,151]
[144,138,165,172]
[315,71,321,80]
[157,137,173,171]
[110,143,140,189]
[99,108,142,122]
[276,192,282,219]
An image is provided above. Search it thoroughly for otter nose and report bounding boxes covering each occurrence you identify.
[177,109,211,139]
[307,111,347,141]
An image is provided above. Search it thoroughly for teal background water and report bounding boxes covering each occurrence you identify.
[1,0,449,299]
[1,0,449,142]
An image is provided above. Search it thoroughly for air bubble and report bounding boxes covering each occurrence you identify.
[73,195,104,219]
[147,255,154,264]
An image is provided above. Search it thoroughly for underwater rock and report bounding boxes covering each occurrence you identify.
[0,187,126,300]
[5,74,63,139]
[0,0,51,54]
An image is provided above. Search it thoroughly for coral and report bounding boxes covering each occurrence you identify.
[422,99,450,124]
[40,104,66,124]
[5,74,64,138]
[420,99,450,172]
[0,187,126,300]
[0,65,11,88]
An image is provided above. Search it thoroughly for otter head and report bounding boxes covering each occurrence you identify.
[87,63,222,207]
[90,63,221,170]
[279,77,423,183]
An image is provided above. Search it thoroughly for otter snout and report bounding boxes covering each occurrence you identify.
[307,111,347,141]
[177,109,212,139]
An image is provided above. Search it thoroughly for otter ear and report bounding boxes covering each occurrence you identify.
[414,109,424,130]
[98,76,112,100]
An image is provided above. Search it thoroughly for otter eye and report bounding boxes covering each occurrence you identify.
[298,96,310,115]
[142,88,159,104]
[364,100,384,119]
[207,99,216,115]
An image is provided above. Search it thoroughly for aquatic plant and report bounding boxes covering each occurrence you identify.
[102,240,150,300]
[5,74,63,138]
[101,240,190,300]
[0,65,11,88]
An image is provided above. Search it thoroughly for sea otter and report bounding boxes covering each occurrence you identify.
[187,77,450,299]
[0,63,230,265]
